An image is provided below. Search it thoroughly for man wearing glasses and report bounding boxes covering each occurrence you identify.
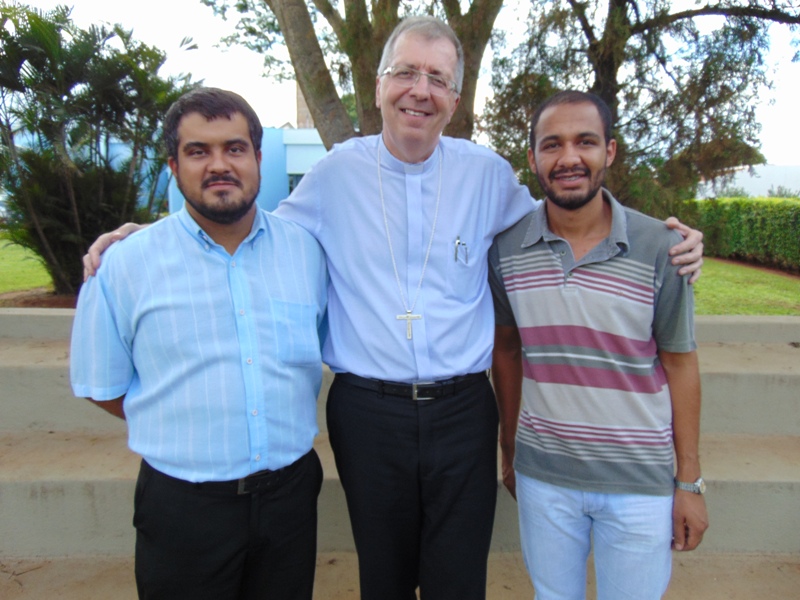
[275,16,703,600]
[84,16,703,600]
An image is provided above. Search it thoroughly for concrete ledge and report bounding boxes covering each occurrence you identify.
[0,308,75,339]
[2,431,797,557]
[695,315,800,344]
[3,309,800,343]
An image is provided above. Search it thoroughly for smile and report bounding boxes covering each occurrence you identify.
[401,108,429,117]
[552,170,589,182]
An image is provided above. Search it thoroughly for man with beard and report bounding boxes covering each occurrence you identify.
[70,88,328,600]
[489,90,708,600]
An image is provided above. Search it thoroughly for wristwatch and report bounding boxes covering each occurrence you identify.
[674,476,706,495]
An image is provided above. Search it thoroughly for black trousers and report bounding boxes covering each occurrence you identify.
[327,374,499,600]
[133,450,322,600]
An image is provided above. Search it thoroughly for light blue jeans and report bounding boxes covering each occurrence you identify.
[516,473,673,600]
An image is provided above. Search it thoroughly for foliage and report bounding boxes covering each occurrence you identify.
[0,2,197,293]
[767,185,800,198]
[479,0,798,216]
[694,197,800,272]
[693,257,800,316]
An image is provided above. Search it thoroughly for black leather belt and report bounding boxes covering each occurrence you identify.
[336,371,488,401]
[141,449,313,495]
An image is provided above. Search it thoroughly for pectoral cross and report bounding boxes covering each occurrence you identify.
[397,312,422,340]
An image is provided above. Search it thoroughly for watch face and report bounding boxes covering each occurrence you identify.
[697,478,706,494]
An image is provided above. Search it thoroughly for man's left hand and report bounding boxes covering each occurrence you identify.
[672,490,709,551]
[665,217,704,284]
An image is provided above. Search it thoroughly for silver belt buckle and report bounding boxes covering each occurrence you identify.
[412,382,435,401]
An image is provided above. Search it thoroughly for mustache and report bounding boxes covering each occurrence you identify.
[202,174,242,189]
[549,167,589,180]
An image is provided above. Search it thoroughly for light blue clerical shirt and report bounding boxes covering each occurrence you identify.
[275,135,537,383]
[70,208,328,482]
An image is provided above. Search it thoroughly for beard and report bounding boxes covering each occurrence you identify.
[537,165,605,211]
[179,174,259,225]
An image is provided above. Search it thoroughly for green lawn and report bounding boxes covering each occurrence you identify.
[0,238,52,294]
[693,258,800,315]
[0,238,798,314]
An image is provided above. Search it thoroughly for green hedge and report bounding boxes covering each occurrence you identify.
[694,197,800,272]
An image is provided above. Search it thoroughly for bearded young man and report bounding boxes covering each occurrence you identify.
[71,88,327,600]
[490,90,708,600]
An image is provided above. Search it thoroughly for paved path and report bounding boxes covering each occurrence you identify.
[2,552,800,599]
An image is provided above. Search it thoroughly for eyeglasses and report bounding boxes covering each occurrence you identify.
[380,66,458,97]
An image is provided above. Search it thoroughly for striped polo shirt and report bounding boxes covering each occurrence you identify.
[489,190,695,496]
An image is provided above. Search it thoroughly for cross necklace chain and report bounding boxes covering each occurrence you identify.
[377,144,442,340]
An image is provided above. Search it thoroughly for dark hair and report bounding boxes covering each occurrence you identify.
[529,90,613,151]
[164,87,263,159]
[378,16,464,94]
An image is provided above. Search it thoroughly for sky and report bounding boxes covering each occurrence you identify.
[15,0,800,166]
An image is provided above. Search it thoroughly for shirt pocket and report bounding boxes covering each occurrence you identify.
[446,237,482,300]
[272,300,321,366]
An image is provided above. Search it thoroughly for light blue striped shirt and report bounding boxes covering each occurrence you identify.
[70,208,328,482]
[275,135,537,382]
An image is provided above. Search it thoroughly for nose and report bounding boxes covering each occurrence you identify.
[207,150,230,172]
[408,73,431,97]
[558,143,582,168]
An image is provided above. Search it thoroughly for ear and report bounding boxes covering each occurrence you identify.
[527,147,538,175]
[375,76,382,109]
[447,94,460,122]
[168,156,178,177]
[256,150,262,166]
[606,138,617,168]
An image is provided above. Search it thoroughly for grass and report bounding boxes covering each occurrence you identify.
[693,258,800,316]
[0,237,53,294]
[0,237,798,314]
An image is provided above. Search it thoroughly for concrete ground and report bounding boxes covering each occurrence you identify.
[2,552,799,599]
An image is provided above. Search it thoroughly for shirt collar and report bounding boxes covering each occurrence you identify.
[521,188,630,253]
[176,206,266,251]
[377,134,441,176]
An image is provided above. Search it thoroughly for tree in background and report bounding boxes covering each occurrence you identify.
[479,0,798,217]
[0,3,196,293]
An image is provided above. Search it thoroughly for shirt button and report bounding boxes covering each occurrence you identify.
[251,409,258,416]
[255,454,261,461]
[231,261,236,268]
[239,309,245,316]
[246,358,253,364]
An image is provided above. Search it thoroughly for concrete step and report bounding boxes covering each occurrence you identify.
[1,430,798,557]
[2,337,798,436]
[6,310,799,343]
[1,552,799,599]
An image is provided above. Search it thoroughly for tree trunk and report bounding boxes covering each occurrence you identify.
[445,0,505,140]
[265,0,357,149]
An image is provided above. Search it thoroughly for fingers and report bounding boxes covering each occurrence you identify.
[665,216,705,281]
[672,492,709,551]
[82,223,143,280]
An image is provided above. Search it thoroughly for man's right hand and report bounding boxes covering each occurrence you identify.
[83,223,148,280]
